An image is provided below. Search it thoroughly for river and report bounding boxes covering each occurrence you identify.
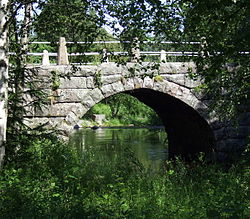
[70,127,168,171]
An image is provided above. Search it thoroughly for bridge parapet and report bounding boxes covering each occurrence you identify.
[20,37,202,66]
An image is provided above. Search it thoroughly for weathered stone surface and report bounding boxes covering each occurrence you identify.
[86,77,95,88]
[24,117,64,129]
[57,37,69,65]
[143,76,154,88]
[71,66,98,76]
[163,74,201,88]
[100,84,113,97]
[98,63,122,75]
[60,77,87,89]
[153,81,165,93]
[89,88,104,103]
[102,75,121,85]
[35,103,83,117]
[82,95,95,108]
[159,62,196,74]
[112,81,124,93]
[65,111,78,125]
[123,78,134,90]
[134,77,143,89]
[57,89,89,102]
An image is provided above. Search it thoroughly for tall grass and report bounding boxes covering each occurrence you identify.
[0,136,249,218]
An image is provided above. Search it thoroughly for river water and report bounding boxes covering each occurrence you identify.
[70,127,168,171]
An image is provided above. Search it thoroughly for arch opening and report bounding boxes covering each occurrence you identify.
[81,88,215,160]
[125,88,215,159]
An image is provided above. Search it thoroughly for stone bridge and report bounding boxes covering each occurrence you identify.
[24,61,250,160]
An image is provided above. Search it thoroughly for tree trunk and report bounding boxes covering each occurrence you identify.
[0,0,9,167]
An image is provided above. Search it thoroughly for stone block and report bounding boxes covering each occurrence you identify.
[134,77,143,89]
[153,81,165,93]
[35,103,83,117]
[163,74,201,88]
[102,75,121,85]
[112,81,124,93]
[90,88,104,103]
[123,78,134,91]
[65,111,78,125]
[143,76,154,88]
[70,66,98,76]
[159,62,196,74]
[101,84,113,97]
[86,77,95,88]
[24,117,64,129]
[98,63,122,75]
[82,95,95,108]
[57,89,89,102]
[60,77,87,89]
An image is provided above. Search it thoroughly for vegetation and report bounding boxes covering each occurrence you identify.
[0,137,250,218]
[83,93,163,126]
[183,0,250,119]
[0,0,249,218]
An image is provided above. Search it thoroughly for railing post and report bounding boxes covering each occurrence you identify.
[200,37,209,58]
[57,37,69,65]
[42,50,50,66]
[160,50,166,62]
[131,37,140,62]
[101,49,109,63]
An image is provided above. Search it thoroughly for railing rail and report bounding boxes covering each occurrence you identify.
[29,40,201,45]
[9,37,250,66]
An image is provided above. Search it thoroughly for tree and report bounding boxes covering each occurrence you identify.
[0,0,9,167]
[183,0,250,119]
[34,0,104,42]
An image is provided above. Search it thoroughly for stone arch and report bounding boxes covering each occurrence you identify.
[80,76,208,115]
[69,76,215,159]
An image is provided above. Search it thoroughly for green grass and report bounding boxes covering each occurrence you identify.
[0,136,249,218]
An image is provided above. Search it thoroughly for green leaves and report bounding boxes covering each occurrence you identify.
[184,0,250,119]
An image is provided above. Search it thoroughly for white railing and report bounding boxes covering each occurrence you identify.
[9,37,249,66]
[29,40,201,45]
[25,37,202,65]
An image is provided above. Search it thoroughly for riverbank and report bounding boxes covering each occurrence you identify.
[76,122,165,130]
[80,117,163,128]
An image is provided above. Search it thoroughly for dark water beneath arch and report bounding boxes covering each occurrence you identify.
[70,127,168,170]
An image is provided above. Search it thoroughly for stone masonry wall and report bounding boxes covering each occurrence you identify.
[24,62,250,158]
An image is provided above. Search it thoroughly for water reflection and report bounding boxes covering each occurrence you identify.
[70,127,168,171]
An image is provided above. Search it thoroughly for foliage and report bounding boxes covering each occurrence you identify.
[0,137,250,218]
[182,0,250,119]
[34,0,104,42]
[84,93,162,126]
